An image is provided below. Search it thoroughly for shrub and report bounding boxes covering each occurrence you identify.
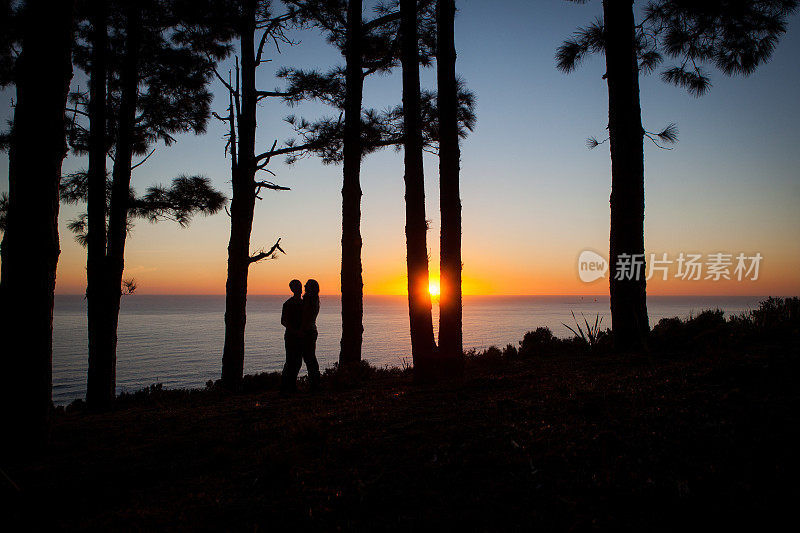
[322,360,408,390]
[240,371,283,393]
[463,346,510,371]
[650,309,727,352]
[503,343,518,359]
[651,316,682,333]
[750,296,800,329]
[519,327,559,356]
[690,309,726,330]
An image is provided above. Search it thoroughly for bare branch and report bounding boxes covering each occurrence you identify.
[255,28,270,66]
[121,278,137,295]
[233,60,241,123]
[249,238,286,263]
[255,140,319,163]
[361,0,434,32]
[64,107,91,119]
[228,83,238,168]
[256,89,294,100]
[254,180,291,195]
[130,148,156,171]
[256,139,278,166]
[212,111,232,123]
[210,63,237,97]
[362,10,400,32]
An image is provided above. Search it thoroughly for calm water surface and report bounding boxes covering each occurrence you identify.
[53,294,763,405]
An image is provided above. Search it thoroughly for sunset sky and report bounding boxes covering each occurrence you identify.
[2,0,799,296]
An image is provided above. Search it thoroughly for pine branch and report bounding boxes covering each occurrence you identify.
[132,175,227,227]
[644,123,678,150]
[556,18,605,73]
[586,136,608,150]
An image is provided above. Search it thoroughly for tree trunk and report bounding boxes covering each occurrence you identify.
[602,0,649,350]
[436,0,463,375]
[400,0,436,377]
[101,4,142,401]
[85,0,113,408]
[339,0,364,366]
[221,0,258,387]
[221,170,256,386]
[0,0,74,448]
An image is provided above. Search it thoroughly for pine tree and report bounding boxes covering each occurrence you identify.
[67,0,231,407]
[436,0,463,375]
[0,0,75,448]
[84,0,111,408]
[341,0,366,367]
[556,0,798,350]
[216,0,317,387]
[400,0,436,374]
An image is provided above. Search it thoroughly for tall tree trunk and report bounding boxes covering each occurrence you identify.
[221,0,258,387]
[603,0,649,350]
[339,0,364,366]
[101,4,142,401]
[85,0,112,408]
[436,0,463,375]
[400,0,436,377]
[0,0,74,448]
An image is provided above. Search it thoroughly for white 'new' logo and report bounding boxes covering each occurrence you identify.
[578,250,608,283]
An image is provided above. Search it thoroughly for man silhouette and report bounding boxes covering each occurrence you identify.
[280,279,304,394]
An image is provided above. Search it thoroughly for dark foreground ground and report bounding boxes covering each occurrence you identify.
[4,334,800,531]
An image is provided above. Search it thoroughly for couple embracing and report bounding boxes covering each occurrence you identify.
[280,279,320,394]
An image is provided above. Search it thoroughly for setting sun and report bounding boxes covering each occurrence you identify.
[429,280,440,298]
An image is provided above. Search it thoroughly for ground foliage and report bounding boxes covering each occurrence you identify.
[4,298,799,530]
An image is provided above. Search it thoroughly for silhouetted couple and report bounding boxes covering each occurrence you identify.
[280,279,321,395]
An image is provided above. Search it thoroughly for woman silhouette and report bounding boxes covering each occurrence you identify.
[301,279,321,391]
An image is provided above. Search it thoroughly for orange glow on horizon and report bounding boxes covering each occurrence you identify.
[50,244,800,297]
[51,272,798,297]
[51,266,799,297]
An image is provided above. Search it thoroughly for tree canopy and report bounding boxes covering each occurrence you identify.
[557,0,799,96]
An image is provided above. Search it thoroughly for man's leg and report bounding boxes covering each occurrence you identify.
[281,337,302,394]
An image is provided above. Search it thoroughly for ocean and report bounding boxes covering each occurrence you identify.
[53,294,764,405]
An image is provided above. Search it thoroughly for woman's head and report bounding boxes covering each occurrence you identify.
[304,279,320,297]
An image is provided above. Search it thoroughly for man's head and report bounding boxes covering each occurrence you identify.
[289,279,302,297]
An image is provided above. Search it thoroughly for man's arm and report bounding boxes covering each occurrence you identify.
[281,302,290,329]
